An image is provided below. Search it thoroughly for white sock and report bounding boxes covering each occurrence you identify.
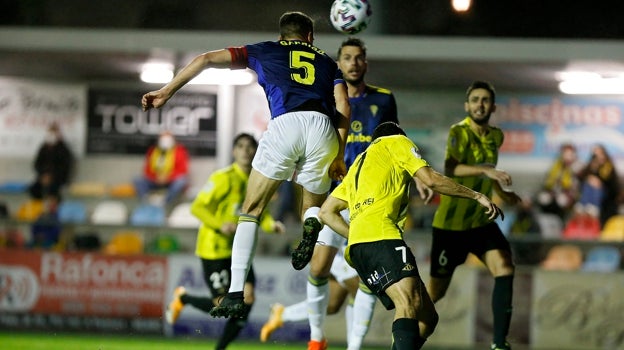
[348,288,376,350]
[282,300,309,322]
[345,298,354,340]
[228,220,258,293]
[307,278,329,341]
[303,206,321,221]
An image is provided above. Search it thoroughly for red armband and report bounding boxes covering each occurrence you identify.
[227,46,248,70]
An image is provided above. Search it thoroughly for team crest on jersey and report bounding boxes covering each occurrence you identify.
[369,105,378,117]
[402,263,415,271]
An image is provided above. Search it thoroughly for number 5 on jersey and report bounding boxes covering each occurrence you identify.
[290,51,315,85]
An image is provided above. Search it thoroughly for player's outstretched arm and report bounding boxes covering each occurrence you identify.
[415,166,503,221]
[142,49,232,111]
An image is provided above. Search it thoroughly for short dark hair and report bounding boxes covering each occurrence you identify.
[279,11,314,39]
[233,133,258,148]
[337,37,367,58]
[466,81,496,104]
[372,122,406,141]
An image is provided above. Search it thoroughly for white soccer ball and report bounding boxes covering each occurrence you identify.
[330,0,372,35]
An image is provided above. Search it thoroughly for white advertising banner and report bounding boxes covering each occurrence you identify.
[0,78,86,158]
[531,269,624,350]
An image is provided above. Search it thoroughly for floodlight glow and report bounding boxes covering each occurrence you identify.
[556,71,601,81]
[140,63,174,83]
[559,77,624,95]
[189,68,255,85]
[452,0,471,12]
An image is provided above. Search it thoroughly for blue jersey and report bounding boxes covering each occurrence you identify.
[230,40,344,119]
[343,85,398,169]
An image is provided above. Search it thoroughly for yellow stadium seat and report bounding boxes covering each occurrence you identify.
[103,231,144,255]
[15,199,45,222]
[600,215,624,242]
[108,183,137,198]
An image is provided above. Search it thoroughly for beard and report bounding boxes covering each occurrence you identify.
[470,113,491,126]
[345,74,364,86]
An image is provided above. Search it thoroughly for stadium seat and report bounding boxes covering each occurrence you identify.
[57,200,88,224]
[15,199,45,222]
[582,246,621,272]
[540,244,583,271]
[535,213,563,239]
[600,215,624,241]
[0,180,29,194]
[562,213,600,240]
[108,183,137,198]
[91,200,128,225]
[130,204,165,227]
[167,202,200,228]
[68,181,108,197]
[103,230,144,255]
[146,233,181,254]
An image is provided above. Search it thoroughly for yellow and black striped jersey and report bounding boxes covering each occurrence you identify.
[332,135,429,247]
[191,163,275,259]
[432,116,504,230]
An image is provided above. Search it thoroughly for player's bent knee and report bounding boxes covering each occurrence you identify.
[420,310,439,338]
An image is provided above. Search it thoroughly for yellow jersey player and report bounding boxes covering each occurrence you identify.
[165,133,284,350]
[319,122,502,350]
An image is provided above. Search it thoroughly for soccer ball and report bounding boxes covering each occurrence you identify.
[330,0,372,35]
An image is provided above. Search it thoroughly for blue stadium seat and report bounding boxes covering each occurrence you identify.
[130,204,165,227]
[582,246,621,272]
[0,181,29,194]
[58,200,88,224]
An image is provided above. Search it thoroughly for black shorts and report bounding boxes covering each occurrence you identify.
[201,258,255,298]
[349,239,421,310]
[429,221,511,278]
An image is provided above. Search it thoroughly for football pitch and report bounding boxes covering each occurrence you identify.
[0,331,492,350]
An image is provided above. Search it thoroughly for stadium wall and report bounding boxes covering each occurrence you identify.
[1,249,622,349]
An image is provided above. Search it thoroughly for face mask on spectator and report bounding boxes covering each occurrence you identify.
[158,135,175,150]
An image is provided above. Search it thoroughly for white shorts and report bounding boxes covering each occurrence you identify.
[330,249,358,286]
[252,111,338,195]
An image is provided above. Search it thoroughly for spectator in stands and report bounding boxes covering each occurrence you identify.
[535,143,581,221]
[28,122,75,208]
[133,131,190,206]
[575,144,620,228]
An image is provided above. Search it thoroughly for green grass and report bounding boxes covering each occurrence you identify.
[0,331,493,349]
[0,331,395,350]
[0,332,295,350]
